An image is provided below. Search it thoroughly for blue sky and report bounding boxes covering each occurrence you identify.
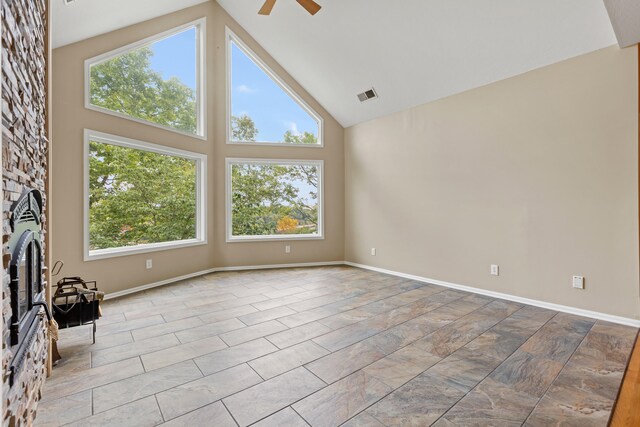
[149,28,197,90]
[146,28,318,142]
[230,42,318,142]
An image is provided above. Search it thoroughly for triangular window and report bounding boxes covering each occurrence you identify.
[86,19,205,138]
[227,29,322,145]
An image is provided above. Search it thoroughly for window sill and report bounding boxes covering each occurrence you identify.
[226,140,323,148]
[226,234,324,243]
[85,104,207,141]
[85,238,206,261]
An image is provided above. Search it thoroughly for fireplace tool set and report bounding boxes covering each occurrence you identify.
[51,260,103,345]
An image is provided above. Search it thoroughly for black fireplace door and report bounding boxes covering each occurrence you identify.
[9,230,43,346]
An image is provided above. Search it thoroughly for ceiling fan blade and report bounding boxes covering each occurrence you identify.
[296,0,321,15]
[258,0,277,15]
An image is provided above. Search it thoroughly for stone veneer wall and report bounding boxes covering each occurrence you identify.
[2,0,49,426]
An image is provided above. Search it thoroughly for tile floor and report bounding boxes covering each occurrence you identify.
[35,266,638,426]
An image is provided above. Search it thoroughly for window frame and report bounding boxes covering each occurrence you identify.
[225,27,324,147]
[84,18,207,140]
[226,157,324,242]
[83,129,208,261]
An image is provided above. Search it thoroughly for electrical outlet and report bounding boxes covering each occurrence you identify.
[285,245,291,254]
[490,264,499,276]
[146,259,153,269]
[371,248,376,256]
[572,275,584,289]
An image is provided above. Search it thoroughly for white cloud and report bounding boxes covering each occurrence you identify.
[237,85,255,94]
[288,121,302,136]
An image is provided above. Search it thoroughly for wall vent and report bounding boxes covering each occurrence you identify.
[357,88,378,102]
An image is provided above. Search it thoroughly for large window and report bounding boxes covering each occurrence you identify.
[226,159,323,241]
[86,19,206,138]
[226,28,322,146]
[84,130,207,260]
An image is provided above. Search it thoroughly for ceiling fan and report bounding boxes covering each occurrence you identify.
[258,0,322,16]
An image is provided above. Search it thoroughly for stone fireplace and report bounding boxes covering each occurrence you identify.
[2,0,50,425]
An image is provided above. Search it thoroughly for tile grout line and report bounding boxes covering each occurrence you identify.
[64,393,164,425]
[368,411,387,426]
[301,365,329,386]
[312,340,333,353]
[192,356,206,378]
[153,394,165,423]
[520,317,598,425]
[92,332,185,367]
[273,318,290,329]
[289,406,312,427]
[220,400,241,427]
[246,362,267,382]
[189,338,279,377]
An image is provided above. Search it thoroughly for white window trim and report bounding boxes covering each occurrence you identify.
[84,129,207,261]
[84,18,207,140]
[226,158,324,242]
[225,27,324,147]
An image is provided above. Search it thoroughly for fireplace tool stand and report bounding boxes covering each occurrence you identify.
[51,261,101,343]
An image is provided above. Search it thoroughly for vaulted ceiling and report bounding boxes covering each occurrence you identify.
[54,0,619,128]
[51,0,209,48]
[217,0,618,127]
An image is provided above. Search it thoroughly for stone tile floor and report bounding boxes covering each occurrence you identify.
[35,266,638,426]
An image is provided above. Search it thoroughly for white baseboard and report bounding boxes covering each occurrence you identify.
[104,261,345,300]
[344,261,640,328]
[213,261,345,272]
[104,268,218,300]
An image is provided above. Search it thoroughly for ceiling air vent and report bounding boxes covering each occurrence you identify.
[357,88,378,103]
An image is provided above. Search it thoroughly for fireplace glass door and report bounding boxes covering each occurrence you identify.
[10,231,43,346]
[30,241,42,297]
[17,251,28,323]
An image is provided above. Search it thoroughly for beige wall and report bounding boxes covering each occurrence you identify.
[52,2,344,294]
[345,46,639,320]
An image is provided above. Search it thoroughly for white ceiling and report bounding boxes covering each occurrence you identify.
[53,0,619,128]
[216,0,618,127]
[52,0,209,48]
[604,0,640,47]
